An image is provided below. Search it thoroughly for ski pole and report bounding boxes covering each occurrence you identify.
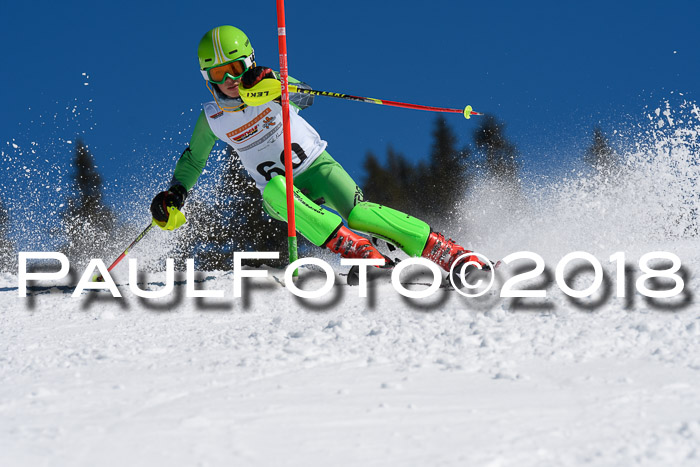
[240,81,482,119]
[290,85,482,119]
[92,222,155,282]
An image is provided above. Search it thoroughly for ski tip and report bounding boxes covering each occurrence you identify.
[346,265,360,286]
[346,260,396,286]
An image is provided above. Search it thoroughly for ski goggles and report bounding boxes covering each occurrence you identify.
[201,55,255,84]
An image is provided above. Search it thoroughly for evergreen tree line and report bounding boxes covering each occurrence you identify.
[0,124,621,273]
[363,114,523,225]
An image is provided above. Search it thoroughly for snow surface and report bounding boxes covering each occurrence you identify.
[1,251,699,466]
[2,102,699,466]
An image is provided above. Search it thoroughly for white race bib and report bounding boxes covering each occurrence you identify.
[203,101,327,191]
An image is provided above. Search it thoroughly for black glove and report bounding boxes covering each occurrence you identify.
[150,185,187,222]
[240,66,275,89]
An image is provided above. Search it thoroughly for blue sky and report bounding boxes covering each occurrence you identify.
[1,0,698,205]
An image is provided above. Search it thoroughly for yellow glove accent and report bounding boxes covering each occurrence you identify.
[238,78,283,106]
[153,206,187,231]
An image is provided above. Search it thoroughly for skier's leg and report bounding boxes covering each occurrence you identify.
[262,175,386,261]
[349,203,488,272]
[262,175,342,246]
[294,152,425,252]
[294,151,486,272]
[347,202,430,256]
[293,152,426,253]
[293,151,362,219]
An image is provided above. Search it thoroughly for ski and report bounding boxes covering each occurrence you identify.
[345,263,394,286]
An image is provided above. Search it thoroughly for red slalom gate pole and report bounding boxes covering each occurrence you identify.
[276,0,299,274]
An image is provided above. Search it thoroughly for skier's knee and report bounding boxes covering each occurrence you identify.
[262,175,343,246]
[262,175,286,200]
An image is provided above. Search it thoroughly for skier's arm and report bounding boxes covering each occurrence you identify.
[151,111,216,229]
[276,71,315,111]
[171,110,219,191]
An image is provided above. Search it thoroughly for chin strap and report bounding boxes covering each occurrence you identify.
[205,81,248,113]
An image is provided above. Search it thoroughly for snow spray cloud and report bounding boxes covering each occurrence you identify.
[0,72,206,266]
[1,74,112,255]
[453,99,700,260]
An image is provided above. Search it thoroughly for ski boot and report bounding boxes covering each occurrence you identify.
[421,231,491,287]
[327,226,395,286]
[326,226,393,266]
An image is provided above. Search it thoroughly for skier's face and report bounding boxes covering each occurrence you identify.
[217,77,241,99]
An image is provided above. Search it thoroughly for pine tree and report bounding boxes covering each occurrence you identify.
[362,147,417,213]
[473,115,520,187]
[60,140,115,266]
[361,151,388,202]
[419,116,472,217]
[362,116,473,222]
[584,127,618,171]
[0,199,15,273]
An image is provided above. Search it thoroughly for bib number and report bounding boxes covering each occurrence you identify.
[256,143,308,181]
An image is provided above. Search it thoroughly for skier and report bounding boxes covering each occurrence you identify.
[150,25,486,279]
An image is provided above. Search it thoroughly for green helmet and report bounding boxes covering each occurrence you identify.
[197,25,254,70]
